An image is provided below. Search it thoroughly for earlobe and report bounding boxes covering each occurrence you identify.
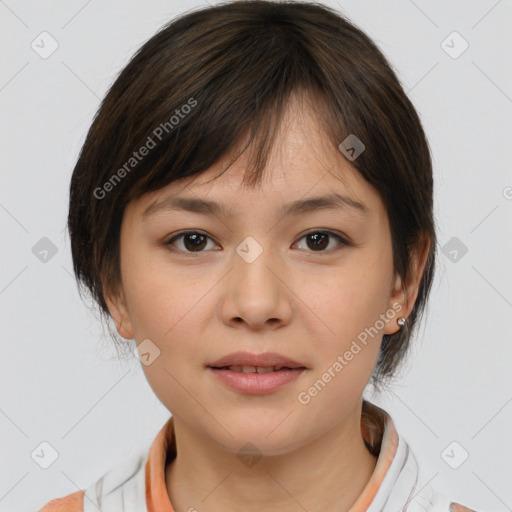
[383,272,407,335]
[104,286,134,340]
[384,233,431,335]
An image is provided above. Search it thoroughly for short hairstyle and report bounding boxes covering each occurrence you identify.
[67,0,437,391]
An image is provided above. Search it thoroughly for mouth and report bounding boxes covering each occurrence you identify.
[207,364,307,394]
[206,351,308,394]
[209,365,306,373]
[207,351,307,370]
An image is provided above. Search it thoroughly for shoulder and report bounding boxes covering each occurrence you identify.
[38,490,85,511]
[385,429,479,512]
[409,478,480,512]
[448,504,478,512]
[408,483,480,512]
[35,447,149,511]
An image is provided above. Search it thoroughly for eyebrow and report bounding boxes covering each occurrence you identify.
[142,192,370,220]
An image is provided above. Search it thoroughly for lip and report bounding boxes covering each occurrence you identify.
[206,351,307,395]
[207,351,306,369]
[208,367,306,394]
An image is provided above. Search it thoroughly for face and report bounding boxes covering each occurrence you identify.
[106,97,421,456]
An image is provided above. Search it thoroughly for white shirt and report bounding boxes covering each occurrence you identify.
[38,401,477,512]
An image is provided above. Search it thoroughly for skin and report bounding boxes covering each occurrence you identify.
[105,95,430,512]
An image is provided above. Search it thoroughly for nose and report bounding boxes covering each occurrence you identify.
[219,238,293,331]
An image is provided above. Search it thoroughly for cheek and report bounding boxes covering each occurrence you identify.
[295,267,387,420]
[297,255,393,402]
[123,261,211,409]
[304,261,392,342]
[121,245,209,341]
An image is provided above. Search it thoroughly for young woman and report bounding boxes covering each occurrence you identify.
[39,1,476,510]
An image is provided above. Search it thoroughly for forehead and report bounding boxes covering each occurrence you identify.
[127,95,384,220]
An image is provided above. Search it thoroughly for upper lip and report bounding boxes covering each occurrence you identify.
[208,351,306,369]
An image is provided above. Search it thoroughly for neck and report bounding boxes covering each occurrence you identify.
[165,403,378,512]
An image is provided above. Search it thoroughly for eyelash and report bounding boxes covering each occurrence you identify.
[164,229,350,255]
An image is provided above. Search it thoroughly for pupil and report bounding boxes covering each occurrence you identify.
[307,233,328,251]
[185,233,207,251]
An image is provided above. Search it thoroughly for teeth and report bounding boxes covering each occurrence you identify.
[226,365,286,373]
[256,366,275,374]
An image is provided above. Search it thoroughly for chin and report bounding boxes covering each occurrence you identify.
[209,417,305,457]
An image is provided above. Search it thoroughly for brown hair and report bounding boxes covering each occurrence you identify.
[67,0,437,391]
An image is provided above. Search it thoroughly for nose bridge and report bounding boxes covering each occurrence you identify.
[223,233,291,327]
[233,234,279,289]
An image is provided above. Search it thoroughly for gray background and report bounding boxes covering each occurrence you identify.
[1,0,511,510]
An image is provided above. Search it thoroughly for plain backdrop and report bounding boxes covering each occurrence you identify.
[1,0,511,510]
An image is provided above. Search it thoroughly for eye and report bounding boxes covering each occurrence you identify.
[294,230,349,253]
[165,231,219,253]
[164,229,349,254]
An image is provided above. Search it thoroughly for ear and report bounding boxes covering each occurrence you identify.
[383,232,431,335]
[103,282,135,340]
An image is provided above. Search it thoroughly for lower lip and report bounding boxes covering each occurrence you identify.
[207,367,306,394]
